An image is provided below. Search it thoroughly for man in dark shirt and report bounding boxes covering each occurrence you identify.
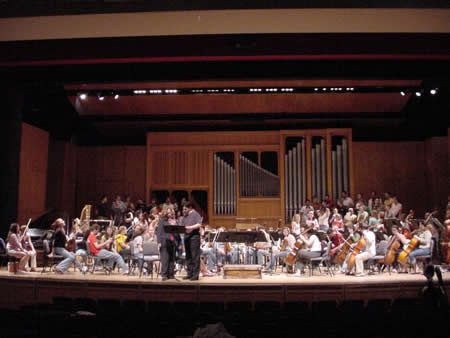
[96,195,110,219]
[181,202,202,281]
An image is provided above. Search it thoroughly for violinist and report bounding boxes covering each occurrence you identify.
[328,228,345,259]
[264,227,296,273]
[291,214,301,237]
[408,222,432,273]
[294,227,322,276]
[200,236,216,276]
[354,223,376,277]
[100,226,115,252]
[50,218,86,274]
[254,226,272,265]
[305,210,319,230]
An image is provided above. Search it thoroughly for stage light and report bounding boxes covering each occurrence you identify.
[79,93,87,100]
[415,91,422,97]
[430,88,437,95]
[114,94,119,100]
[400,91,406,96]
[98,95,104,101]
[314,88,318,91]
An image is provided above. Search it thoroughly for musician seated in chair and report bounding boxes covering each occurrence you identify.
[200,236,217,276]
[252,226,272,265]
[340,224,362,273]
[408,222,432,274]
[50,218,86,274]
[390,226,410,273]
[354,223,376,277]
[88,224,129,275]
[6,223,32,273]
[20,225,37,272]
[294,227,322,276]
[264,227,295,272]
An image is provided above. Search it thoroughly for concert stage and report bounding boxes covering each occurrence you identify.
[1,268,449,310]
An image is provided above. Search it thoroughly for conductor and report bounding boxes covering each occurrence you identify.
[181,202,203,281]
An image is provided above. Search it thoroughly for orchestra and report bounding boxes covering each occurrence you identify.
[5,192,449,281]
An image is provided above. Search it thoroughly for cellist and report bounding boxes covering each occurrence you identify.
[354,223,376,277]
[407,222,432,273]
[293,227,322,276]
[389,226,410,273]
[340,224,362,274]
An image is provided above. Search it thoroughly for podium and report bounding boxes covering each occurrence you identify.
[217,231,266,279]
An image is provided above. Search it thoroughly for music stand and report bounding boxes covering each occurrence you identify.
[216,231,266,264]
[164,225,186,234]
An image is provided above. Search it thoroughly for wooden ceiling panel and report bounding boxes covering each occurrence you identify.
[68,92,411,115]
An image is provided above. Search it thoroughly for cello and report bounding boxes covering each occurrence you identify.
[332,237,353,265]
[285,227,313,266]
[397,236,420,266]
[345,237,366,271]
[384,236,401,266]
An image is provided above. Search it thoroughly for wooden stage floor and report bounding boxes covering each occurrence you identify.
[1,266,449,309]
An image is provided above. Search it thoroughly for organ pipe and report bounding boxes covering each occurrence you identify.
[301,140,306,205]
[311,149,316,198]
[214,154,236,215]
[292,147,298,214]
[321,139,326,200]
[342,138,349,193]
[337,145,342,199]
[332,150,337,201]
[296,142,302,212]
[315,144,321,200]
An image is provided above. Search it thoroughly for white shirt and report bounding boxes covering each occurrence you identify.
[391,203,402,217]
[343,197,354,208]
[291,221,300,236]
[309,234,322,252]
[318,209,330,227]
[363,230,376,256]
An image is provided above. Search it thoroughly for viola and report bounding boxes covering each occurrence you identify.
[397,236,420,266]
[345,237,366,271]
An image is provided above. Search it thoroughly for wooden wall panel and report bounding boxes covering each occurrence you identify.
[76,146,146,215]
[425,137,448,218]
[46,140,77,217]
[17,123,49,224]
[352,141,428,216]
